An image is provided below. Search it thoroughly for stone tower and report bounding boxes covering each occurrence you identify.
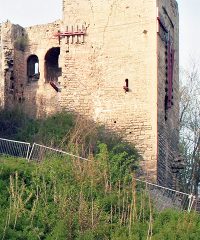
[0,0,179,187]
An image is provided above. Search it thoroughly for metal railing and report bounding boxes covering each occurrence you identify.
[135,178,195,212]
[0,137,31,159]
[28,143,92,162]
[0,137,197,212]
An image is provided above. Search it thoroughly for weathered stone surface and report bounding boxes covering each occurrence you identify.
[0,0,179,187]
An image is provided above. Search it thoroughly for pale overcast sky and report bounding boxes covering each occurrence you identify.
[0,0,199,68]
[0,0,62,27]
[177,0,200,67]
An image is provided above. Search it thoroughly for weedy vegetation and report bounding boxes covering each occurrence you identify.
[0,110,200,239]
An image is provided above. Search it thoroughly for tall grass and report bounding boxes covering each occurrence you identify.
[0,155,200,239]
[0,110,200,239]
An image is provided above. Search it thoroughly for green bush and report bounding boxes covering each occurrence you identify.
[1,110,199,239]
[0,109,28,139]
[16,111,74,146]
[0,156,200,239]
[0,110,74,146]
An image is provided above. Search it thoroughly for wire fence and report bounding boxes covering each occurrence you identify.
[28,143,92,162]
[135,178,195,212]
[0,137,31,159]
[0,137,198,213]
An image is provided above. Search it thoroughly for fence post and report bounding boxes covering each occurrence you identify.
[28,143,35,162]
[187,194,195,212]
[26,144,31,160]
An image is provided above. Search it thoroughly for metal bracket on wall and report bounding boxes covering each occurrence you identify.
[50,81,62,92]
[53,25,86,44]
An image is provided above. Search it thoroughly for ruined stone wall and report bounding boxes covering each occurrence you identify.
[0,24,3,108]
[19,21,62,117]
[0,21,62,117]
[61,0,158,179]
[0,0,179,186]
[0,21,24,109]
[157,0,179,187]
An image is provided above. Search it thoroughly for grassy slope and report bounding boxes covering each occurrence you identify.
[0,155,200,240]
[0,110,200,239]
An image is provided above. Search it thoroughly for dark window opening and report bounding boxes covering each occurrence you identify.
[27,55,40,82]
[9,71,14,89]
[164,38,174,121]
[45,47,61,82]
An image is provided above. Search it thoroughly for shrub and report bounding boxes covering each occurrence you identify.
[0,156,200,239]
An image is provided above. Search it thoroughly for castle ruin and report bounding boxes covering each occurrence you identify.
[0,0,180,187]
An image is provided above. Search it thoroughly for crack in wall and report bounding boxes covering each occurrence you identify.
[102,0,120,46]
[88,0,95,22]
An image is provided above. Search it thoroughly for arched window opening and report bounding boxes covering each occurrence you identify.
[27,55,40,82]
[45,47,61,82]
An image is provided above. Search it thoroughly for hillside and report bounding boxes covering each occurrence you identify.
[0,155,200,239]
[0,110,200,239]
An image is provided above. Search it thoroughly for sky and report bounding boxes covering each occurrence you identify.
[0,0,62,27]
[177,0,200,67]
[0,0,199,69]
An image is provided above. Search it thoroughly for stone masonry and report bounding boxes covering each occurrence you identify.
[0,0,179,187]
